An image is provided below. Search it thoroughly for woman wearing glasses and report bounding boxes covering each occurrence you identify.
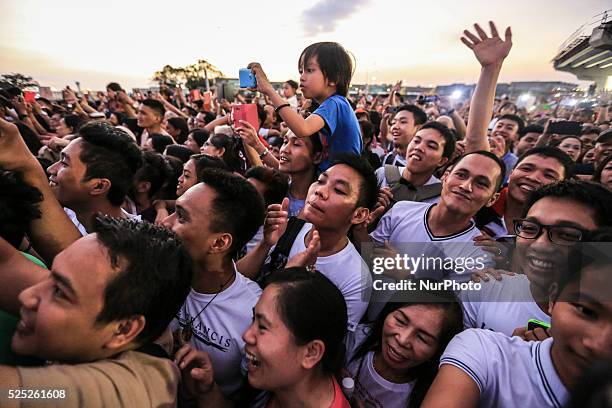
[461,180,612,336]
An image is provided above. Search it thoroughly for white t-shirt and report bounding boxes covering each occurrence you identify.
[170,268,261,397]
[288,223,372,332]
[440,329,568,408]
[460,274,550,335]
[245,225,264,254]
[375,166,441,204]
[370,202,493,282]
[287,95,299,110]
[344,325,416,408]
[64,207,141,236]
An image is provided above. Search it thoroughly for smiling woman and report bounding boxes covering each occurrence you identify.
[344,285,463,408]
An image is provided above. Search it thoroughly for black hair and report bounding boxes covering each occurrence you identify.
[161,155,184,199]
[352,284,463,408]
[141,98,165,119]
[190,153,230,181]
[518,124,544,139]
[267,136,283,148]
[207,133,241,172]
[395,104,428,126]
[359,120,375,145]
[164,144,193,163]
[0,170,43,248]
[93,216,192,345]
[499,101,517,114]
[262,268,348,375]
[522,180,612,227]
[515,146,574,179]
[299,42,354,97]
[454,150,506,192]
[148,133,174,154]
[419,121,457,159]
[189,128,210,147]
[256,104,267,127]
[581,126,601,137]
[78,121,143,206]
[285,79,298,90]
[134,151,171,199]
[592,155,612,186]
[199,168,265,258]
[167,117,189,144]
[497,114,525,133]
[245,166,289,206]
[63,114,85,133]
[329,153,378,210]
[106,82,122,92]
[596,129,612,144]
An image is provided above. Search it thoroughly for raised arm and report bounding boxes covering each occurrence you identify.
[0,117,81,264]
[248,63,325,138]
[462,22,512,153]
[421,364,480,408]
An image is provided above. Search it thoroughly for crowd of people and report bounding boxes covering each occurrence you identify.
[0,20,611,408]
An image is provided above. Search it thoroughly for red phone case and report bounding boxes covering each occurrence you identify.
[23,91,36,103]
[233,104,259,132]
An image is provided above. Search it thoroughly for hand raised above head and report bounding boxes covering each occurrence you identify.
[0,116,40,173]
[461,21,512,67]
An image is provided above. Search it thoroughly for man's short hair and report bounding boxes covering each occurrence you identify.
[498,114,525,133]
[395,104,428,126]
[515,146,574,179]
[329,153,378,210]
[419,121,456,159]
[93,216,192,345]
[522,180,612,227]
[137,151,171,199]
[518,124,544,139]
[141,99,165,119]
[78,121,143,206]
[596,129,612,144]
[199,169,266,258]
[454,150,506,192]
[581,126,601,137]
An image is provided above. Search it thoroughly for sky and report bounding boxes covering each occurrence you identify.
[0,0,609,91]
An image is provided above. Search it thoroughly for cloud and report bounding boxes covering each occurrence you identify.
[301,0,371,36]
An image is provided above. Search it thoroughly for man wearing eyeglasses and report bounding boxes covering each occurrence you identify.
[461,180,612,336]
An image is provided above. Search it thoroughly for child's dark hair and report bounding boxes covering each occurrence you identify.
[299,42,354,97]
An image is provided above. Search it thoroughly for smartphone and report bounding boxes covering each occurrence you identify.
[423,95,438,103]
[239,68,257,89]
[548,121,581,136]
[23,91,36,103]
[232,104,259,132]
[527,319,551,331]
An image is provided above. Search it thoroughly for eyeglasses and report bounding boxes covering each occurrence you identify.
[513,219,586,245]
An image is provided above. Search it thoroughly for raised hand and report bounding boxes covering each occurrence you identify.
[235,120,262,149]
[263,197,289,247]
[247,62,274,95]
[286,228,320,269]
[461,21,512,67]
[0,116,40,173]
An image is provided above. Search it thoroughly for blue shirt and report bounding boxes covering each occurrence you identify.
[313,94,362,170]
[501,151,518,185]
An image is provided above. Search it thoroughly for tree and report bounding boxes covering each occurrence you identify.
[152,60,224,90]
[0,73,39,90]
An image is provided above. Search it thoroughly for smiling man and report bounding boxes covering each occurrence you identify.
[376,121,456,204]
[484,147,573,237]
[366,151,504,282]
[461,180,612,335]
[0,217,192,407]
[491,114,524,184]
[382,105,428,167]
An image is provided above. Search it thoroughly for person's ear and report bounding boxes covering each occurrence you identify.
[136,181,151,194]
[300,339,325,370]
[218,147,226,157]
[210,233,232,254]
[437,156,449,168]
[88,178,112,197]
[485,191,500,207]
[351,207,369,225]
[104,315,146,351]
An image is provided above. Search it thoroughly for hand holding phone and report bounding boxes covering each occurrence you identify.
[239,68,257,89]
